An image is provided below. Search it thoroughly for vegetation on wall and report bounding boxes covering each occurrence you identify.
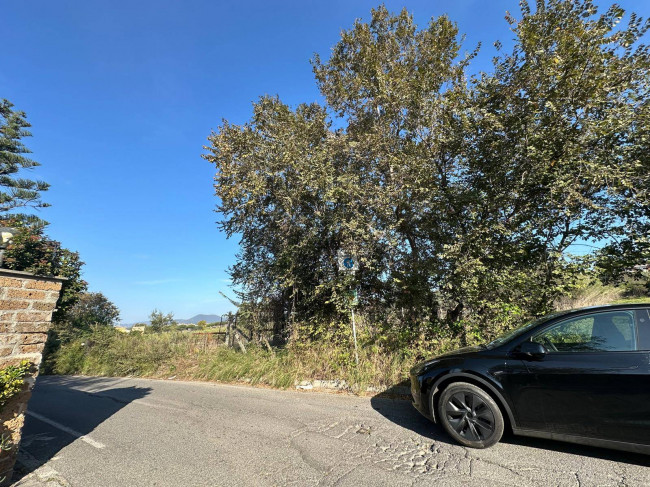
[2,225,87,321]
[0,361,31,409]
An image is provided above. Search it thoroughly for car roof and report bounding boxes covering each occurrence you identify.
[558,303,650,316]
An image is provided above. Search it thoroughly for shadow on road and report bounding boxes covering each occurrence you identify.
[370,381,457,447]
[500,433,650,467]
[371,381,650,467]
[13,376,151,482]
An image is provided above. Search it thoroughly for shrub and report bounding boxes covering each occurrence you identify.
[0,361,31,409]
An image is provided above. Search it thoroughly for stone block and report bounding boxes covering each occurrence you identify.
[0,335,18,346]
[17,344,44,354]
[0,346,15,358]
[5,289,46,300]
[0,278,23,288]
[44,291,61,303]
[20,333,47,345]
[14,323,50,333]
[15,312,50,323]
[23,281,62,291]
[30,301,56,312]
[20,334,46,345]
[0,301,29,311]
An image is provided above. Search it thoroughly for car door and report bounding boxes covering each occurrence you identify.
[523,309,650,445]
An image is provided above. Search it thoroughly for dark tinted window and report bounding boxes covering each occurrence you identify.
[637,308,650,351]
[485,310,571,348]
[534,311,637,352]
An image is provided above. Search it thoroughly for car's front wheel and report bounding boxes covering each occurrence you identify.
[437,382,504,448]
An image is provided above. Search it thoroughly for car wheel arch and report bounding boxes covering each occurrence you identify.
[429,372,517,432]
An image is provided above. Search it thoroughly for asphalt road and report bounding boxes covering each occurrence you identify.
[12,376,650,487]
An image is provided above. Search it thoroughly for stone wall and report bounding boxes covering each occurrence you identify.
[0,269,64,485]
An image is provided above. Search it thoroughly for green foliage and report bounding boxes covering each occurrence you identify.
[3,225,96,374]
[66,292,120,330]
[0,360,31,409]
[205,1,650,346]
[148,309,176,333]
[0,99,49,225]
[2,224,87,322]
[54,326,176,376]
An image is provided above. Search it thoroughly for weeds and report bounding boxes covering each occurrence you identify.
[52,326,426,391]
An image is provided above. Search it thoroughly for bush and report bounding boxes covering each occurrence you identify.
[0,361,31,409]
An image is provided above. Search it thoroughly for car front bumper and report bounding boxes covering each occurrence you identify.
[410,373,433,421]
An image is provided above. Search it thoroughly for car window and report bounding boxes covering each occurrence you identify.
[637,309,650,351]
[485,310,571,349]
[533,311,637,352]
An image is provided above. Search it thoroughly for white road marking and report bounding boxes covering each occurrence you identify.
[26,411,106,449]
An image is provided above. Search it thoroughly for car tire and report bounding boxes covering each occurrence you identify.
[437,382,504,448]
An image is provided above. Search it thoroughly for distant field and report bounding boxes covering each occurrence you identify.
[614,297,650,305]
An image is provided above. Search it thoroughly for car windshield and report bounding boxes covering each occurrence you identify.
[485,310,570,349]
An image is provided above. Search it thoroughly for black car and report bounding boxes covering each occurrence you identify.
[410,304,650,453]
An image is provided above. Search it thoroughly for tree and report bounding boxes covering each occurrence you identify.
[2,224,87,321]
[0,99,49,224]
[66,292,120,332]
[3,224,90,372]
[205,1,650,345]
[148,309,175,333]
[463,0,650,311]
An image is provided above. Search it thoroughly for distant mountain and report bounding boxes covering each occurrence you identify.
[176,314,223,324]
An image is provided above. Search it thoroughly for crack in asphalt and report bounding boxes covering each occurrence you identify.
[282,417,650,486]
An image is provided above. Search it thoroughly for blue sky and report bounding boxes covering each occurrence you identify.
[2,0,648,323]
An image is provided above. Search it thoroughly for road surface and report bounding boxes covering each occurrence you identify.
[13,376,650,486]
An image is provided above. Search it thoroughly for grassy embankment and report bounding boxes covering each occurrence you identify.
[52,329,418,392]
[51,284,649,393]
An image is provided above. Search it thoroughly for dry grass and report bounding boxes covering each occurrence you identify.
[553,283,623,311]
[52,329,415,392]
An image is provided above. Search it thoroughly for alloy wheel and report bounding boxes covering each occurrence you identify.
[445,391,496,441]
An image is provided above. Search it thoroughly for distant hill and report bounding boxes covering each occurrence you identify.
[176,314,223,324]
[122,314,225,328]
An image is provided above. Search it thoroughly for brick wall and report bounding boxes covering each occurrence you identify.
[0,269,64,485]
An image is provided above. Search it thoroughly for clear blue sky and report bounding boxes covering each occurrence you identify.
[2,0,648,323]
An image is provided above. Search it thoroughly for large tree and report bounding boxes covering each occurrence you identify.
[206,1,650,344]
[0,99,49,224]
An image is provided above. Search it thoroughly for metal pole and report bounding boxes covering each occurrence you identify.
[351,307,359,366]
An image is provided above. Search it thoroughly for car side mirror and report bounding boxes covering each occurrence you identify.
[518,341,548,360]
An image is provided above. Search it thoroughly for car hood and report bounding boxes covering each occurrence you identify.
[437,345,484,358]
[410,345,483,375]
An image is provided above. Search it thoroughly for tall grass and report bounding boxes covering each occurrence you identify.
[52,328,418,392]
